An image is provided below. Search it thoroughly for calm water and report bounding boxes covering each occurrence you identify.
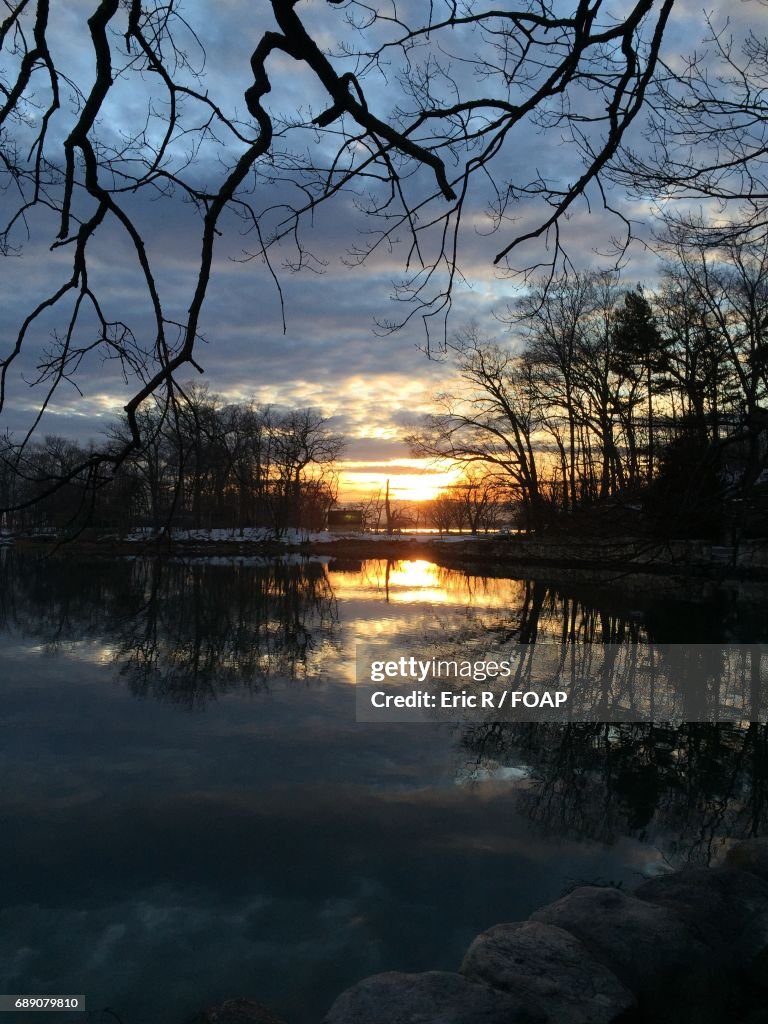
[1,550,767,1024]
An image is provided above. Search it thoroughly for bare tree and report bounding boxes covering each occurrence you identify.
[510,272,601,510]
[655,268,729,442]
[408,327,547,528]
[451,469,510,534]
[612,4,768,246]
[658,224,768,492]
[427,490,462,535]
[0,0,676,507]
[266,408,345,534]
[358,486,385,533]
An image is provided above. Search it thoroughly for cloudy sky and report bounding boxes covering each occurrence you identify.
[0,0,754,500]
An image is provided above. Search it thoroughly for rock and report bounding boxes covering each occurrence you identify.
[460,920,635,1024]
[632,962,736,1024]
[747,945,768,993]
[725,838,768,884]
[323,970,545,1024]
[635,867,768,964]
[530,885,709,994]
[189,998,288,1024]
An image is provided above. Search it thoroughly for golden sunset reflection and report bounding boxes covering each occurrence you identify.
[386,559,441,593]
[328,560,530,611]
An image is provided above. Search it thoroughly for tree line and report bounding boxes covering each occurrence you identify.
[410,228,768,539]
[0,389,344,536]
[3,226,767,542]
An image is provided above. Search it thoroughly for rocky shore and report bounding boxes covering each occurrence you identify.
[192,839,768,1024]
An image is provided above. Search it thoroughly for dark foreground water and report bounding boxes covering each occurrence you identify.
[1,550,767,1024]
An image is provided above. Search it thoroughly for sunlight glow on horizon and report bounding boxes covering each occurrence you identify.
[337,461,463,502]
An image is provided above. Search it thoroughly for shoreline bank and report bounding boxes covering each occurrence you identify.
[8,531,768,581]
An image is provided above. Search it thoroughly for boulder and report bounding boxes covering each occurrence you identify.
[323,970,544,1024]
[747,945,768,993]
[189,999,287,1024]
[725,838,768,884]
[460,920,635,1024]
[627,961,740,1024]
[635,867,768,964]
[530,885,709,994]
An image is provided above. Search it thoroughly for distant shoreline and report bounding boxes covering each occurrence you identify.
[8,529,768,581]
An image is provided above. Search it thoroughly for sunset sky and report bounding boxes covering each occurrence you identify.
[0,0,750,503]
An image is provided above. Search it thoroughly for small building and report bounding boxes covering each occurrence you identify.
[327,508,364,530]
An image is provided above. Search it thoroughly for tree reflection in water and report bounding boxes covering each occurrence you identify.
[114,559,340,704]
[2,551,766,861]
[398,568,768,867]
[0,553,339,705]
[459,721,768,866]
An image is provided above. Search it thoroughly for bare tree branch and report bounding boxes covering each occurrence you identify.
[0,0,677,505]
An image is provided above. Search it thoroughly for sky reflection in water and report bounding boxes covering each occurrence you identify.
[1,552,766,1024]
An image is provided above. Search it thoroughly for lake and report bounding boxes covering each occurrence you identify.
[1,550,766,1023]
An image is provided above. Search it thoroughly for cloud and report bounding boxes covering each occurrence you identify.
[0,0,737,496]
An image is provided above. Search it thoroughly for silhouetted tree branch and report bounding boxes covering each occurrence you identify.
[612,4,768,246]
[0,0,675,506]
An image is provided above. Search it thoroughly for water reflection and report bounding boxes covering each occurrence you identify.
[2,551,768,1021]
[113,559,339,705]
[459,721,768,865]
[3,552,767,706]
[2,552,767,845]
[373,642,768,723]
[0,554,339,705]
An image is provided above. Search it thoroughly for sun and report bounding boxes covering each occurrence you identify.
[388,474,443,502]
[385,468,465,502]
[337,462,463,503]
